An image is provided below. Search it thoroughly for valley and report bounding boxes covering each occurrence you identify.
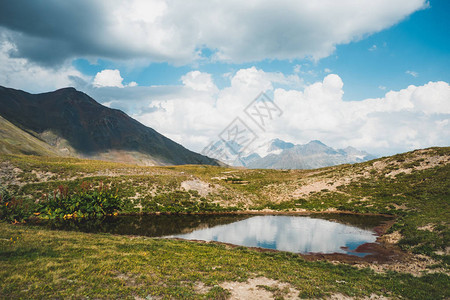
[1,147,449,299]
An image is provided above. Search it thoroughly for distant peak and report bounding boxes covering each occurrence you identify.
[308,140,326,146]
[271,138,283,143]
[268,138,294,150]
[343,146,357,151]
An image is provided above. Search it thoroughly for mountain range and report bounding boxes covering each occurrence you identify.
[0,86,219,166]
[0,85,376,169]
[205,138,376,169]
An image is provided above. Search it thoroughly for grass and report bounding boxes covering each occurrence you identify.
[1,222,449,299]
[0,147,449,298]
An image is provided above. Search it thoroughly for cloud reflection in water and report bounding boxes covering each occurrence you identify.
[171,215,377,255]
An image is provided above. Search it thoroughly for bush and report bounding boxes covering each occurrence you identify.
[0,186,36,223]
[39,182,123,219]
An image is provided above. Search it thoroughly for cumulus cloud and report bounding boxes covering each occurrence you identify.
[273,75,450,155]
[93,69,124,88]
[0,0,427,65]
[93,69,138,88]
[89,68,448,156]
[181,71,217,92]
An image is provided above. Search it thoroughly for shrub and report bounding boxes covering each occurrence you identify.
[0,186,36,223]
[39,182,123,219]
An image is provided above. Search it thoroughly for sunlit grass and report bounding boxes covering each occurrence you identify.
[1,222,449,299]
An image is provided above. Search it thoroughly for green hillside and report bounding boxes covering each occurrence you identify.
[0,147,449,299]
[0,115,60,157]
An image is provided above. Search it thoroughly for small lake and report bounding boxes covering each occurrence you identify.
[30,213,391,257]
[167,215,384,257]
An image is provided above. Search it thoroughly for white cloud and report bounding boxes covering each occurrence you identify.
[0,40,86,92]
[406,70,419,77]
[0,0,428,65]
[369,45,377,51]
[93,69,124,88]
[97,68,449,156]
[378,85,386,90]
[181,71,217,92]
[92,69,138,88]
[273,76,449,155]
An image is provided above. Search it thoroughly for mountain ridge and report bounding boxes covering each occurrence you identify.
[204,138,376,169]
[246,139,376,169]
[0,85,219,166]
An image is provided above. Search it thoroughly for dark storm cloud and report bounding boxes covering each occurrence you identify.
[0,0,427,66]
[0,0,120,65]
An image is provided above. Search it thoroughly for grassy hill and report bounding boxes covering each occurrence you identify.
[0,115,62,157]
[0,147,449,298]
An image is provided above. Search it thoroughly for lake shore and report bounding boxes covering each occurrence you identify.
[1,221,448,299]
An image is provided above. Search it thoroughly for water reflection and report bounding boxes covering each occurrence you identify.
[30,213,389,256]
[169,215,378,256]
[31,214,250,237]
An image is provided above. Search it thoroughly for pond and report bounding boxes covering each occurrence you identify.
[30,213,391,257]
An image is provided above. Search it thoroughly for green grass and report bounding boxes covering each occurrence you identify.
[1,148,449,256]
[0,147,449,298]
[1,222,449,299]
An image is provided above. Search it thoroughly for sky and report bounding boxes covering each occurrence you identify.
[0,0,449,157]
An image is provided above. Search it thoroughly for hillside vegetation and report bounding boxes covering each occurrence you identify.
[0,147,449,298]
[0,115,61,157]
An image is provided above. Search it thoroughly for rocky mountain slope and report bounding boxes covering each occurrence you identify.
[0,86,218,166]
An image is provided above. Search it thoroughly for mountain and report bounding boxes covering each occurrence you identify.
[247,140,376,169]
[0,86,219,166]
[204,138,376,169]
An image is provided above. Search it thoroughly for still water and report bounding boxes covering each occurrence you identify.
[31,214,390,256]
[168,215,381,256]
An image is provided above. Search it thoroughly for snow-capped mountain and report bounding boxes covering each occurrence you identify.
[204,138,376,169]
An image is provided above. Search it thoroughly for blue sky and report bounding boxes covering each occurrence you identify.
[0,0,449,156]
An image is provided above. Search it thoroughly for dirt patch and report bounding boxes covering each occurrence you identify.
[181,179,215,197]
[115,272,140,287]
[435,246,450,256]
[220,277,299,300]
[354,254,446,277]
[378,231,402,244]
[292,178,352,197]
[0,161,22,186]
[386,153,449,178]
[417,224,435,232]
[193,281,211,294]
